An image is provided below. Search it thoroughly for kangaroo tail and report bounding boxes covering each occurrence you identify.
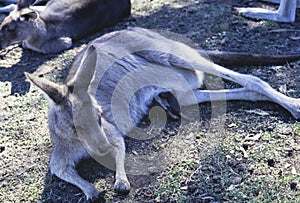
[197,50,300,67]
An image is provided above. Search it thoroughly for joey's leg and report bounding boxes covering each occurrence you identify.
[197,63,300,119]
[181,88,270,106]
[50,148,105,202]
[235,0,297,22]
[181,87,299,118]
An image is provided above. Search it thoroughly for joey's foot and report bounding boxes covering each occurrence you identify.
[88,190,106,203]
[114,179,130,194]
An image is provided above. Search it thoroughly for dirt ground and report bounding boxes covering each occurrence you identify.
[0,0,300,202]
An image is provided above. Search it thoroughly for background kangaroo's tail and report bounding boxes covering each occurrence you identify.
[197,50,300,67]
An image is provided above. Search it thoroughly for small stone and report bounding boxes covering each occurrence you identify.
[291,166,297,175]
[180,186,188,190]
[280,127,293,135]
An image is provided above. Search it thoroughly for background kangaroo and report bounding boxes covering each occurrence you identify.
[1,0,300,66]
[236,0,299,22]
[0,0,131,53]
[26,27,300,202]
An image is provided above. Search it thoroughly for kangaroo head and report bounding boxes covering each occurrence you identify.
[0,8,39,49]
[26,46,112,155]
[25,71,76,138]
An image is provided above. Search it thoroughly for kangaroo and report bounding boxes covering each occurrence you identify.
[0,0,131,53]
[236,0,299,22]
[26,27,300,202]
[1,1,300,65]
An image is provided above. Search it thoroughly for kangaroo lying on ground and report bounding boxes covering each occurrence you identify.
[26,27,300,202]
[1,0,300,65]
[236,0,299,22]
[0,0,131,53]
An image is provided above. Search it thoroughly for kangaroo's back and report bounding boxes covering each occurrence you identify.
[41,0,131,40]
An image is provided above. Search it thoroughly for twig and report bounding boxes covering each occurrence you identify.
[268,29,300,33]
[0,45,19,59]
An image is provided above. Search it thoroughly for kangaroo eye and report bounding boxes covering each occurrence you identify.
[4,23,16,32]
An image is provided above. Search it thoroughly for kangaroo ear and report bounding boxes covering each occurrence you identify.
[25,73,68,104]
[19,8,38,21]
[72,45,97,95]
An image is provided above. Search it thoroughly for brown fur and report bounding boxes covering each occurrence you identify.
[0,0,131,53]
[26,27,300,202]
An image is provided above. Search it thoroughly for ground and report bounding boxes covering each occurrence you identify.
[0,0,300,202]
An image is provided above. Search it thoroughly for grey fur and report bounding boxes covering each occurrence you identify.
[26,27,300,201]
[0,0,131,53]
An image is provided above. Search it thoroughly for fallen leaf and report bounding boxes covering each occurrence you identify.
[228,123,237,128]
[244,133,262,141]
